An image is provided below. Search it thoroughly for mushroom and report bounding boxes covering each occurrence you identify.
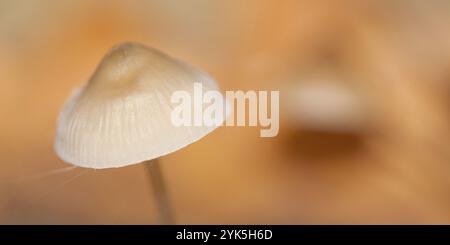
[54,42,225,223]
[284,80,369,133]
[282,80,373,159]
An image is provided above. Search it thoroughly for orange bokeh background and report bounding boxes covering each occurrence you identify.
[1,0,450,224]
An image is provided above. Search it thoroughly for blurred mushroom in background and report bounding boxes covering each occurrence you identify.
[282,77,373,159]
[278,14,376,160]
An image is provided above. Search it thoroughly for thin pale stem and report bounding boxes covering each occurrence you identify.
[144,159,175,224]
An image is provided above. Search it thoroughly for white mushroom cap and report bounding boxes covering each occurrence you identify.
[55,42,224,169]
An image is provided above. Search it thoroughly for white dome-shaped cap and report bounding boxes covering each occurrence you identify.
[55,42,225,169]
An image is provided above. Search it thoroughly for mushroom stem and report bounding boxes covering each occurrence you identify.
[145,159,175,224]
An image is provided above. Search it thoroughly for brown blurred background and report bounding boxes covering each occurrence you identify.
[1,0,450,224]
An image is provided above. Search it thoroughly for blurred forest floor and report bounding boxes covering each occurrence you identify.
[0,0,450,224]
